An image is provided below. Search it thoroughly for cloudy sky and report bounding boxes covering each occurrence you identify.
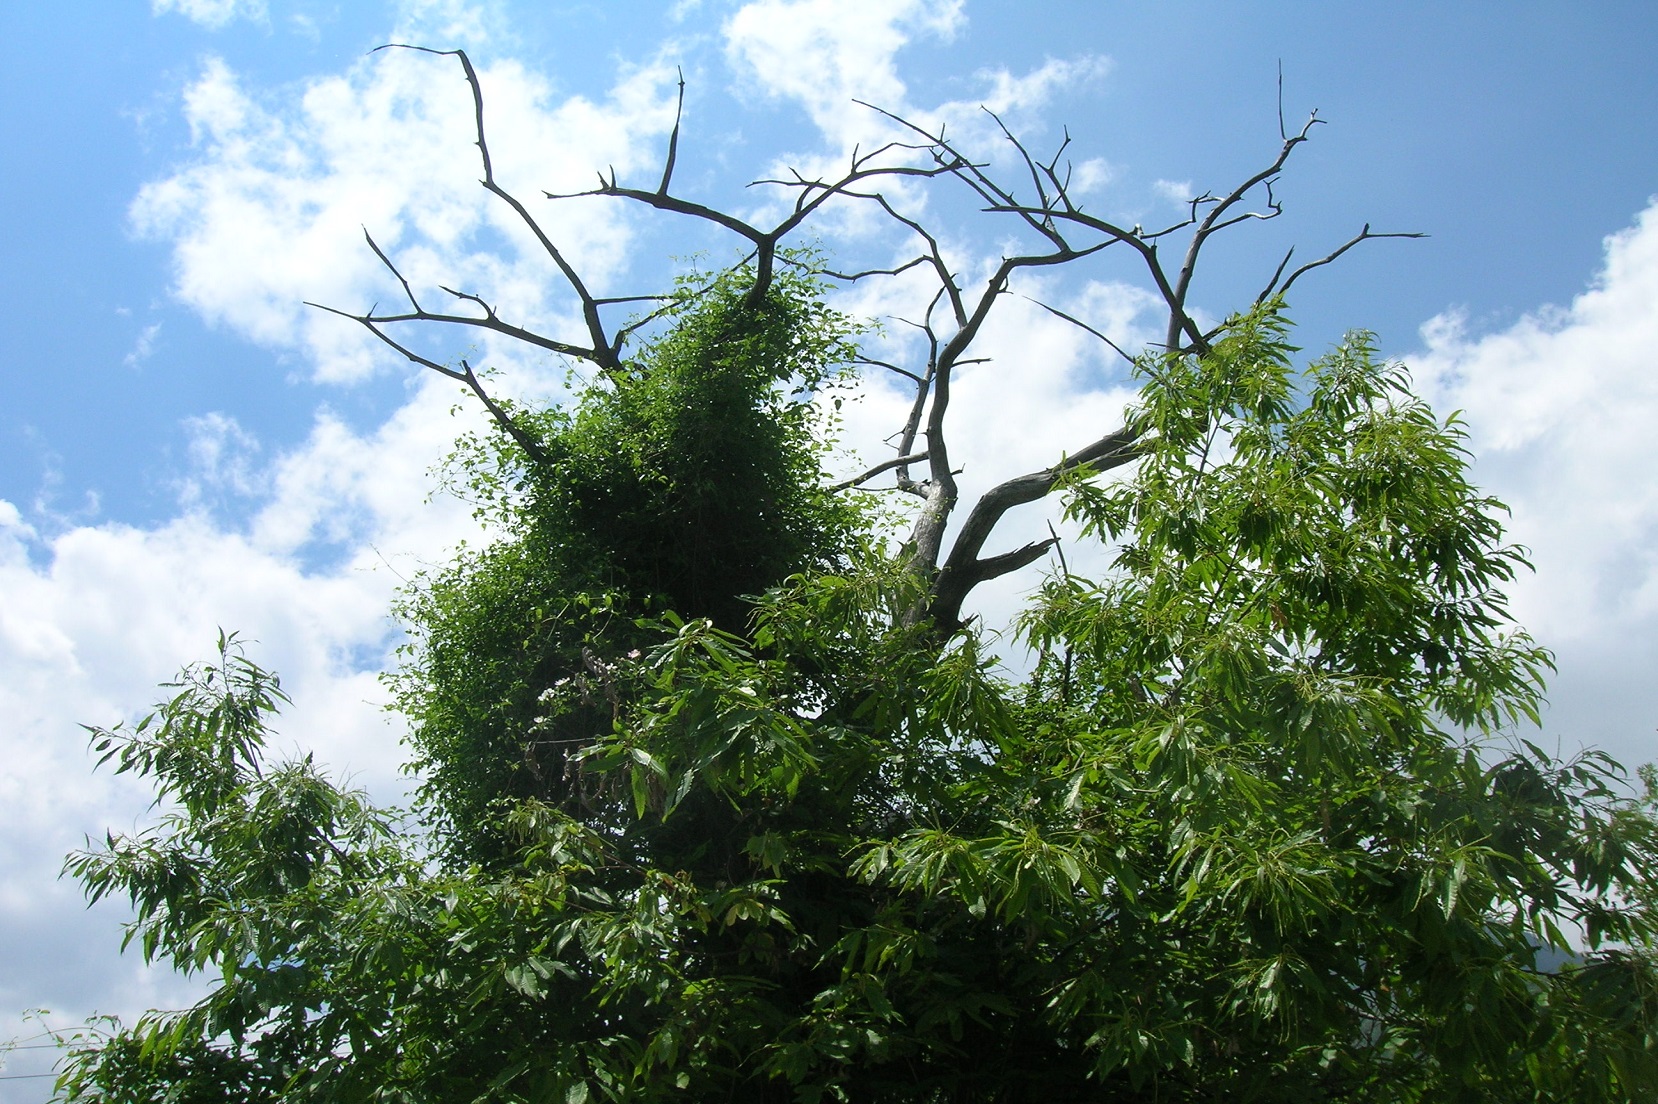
[3,0,1657,1091]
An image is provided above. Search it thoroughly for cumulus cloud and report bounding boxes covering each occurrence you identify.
[394,0,507,47]
[176,411,262,505]
[724,0,1104,161]
[0,369,507,1060]
[725,0,964,143]
[1066,156,1115,197]
[933,54,1112,137]
[131,47,679,382]
[1413,199,1658,767]
[1153,178,1193,204]
[152,0,267,29]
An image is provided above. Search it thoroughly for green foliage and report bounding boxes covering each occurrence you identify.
[390,264,868,858]
[60,634,418,1103]
[57,305,1658,1102]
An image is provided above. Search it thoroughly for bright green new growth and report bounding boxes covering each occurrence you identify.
[56,300,1658,1103]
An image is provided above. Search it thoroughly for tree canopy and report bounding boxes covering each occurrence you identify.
[51,47,1658,1104]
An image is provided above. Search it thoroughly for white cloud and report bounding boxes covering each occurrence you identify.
[1067,157,1114,196]
[131,47,679,382]
[123,322,161,367]
[152,0,267,29]
[725,0,1106,163]
[1153,178,1192,204]
[954,54,1112,123]
[724,0,963,148]
[1413,199,1658,768]
[0,373,497,1051]
[393,0,507,47]
[177,411,263,504]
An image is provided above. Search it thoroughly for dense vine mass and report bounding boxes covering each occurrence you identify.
[389,265,868,862]
[53,46,1658,1104]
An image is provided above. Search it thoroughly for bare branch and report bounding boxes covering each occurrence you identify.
[1024,296,1136,366]
[862,192,967,326]
[1263,246,1297,306]
[309,300,550,467]
[1038,129,1081,217]
[592,294,675,307]
[860,100,1073,252]
[438,285,497,319]
[658,67,685,195]
[986,202,1202,245]
[377,45,623,374]
[1258,223,1427,303]
[552,145,958,308]
[1166,111,1323,352]
[894,234,1114,597]
[363,229,421,311]
[928,424,1141,631]
[1046,520,1071,579]
[990,107,1055,222]
[830,453,930,491]
[965,539,1059,584]
[551,179,770,246]
[310,297,598,363]
[818,255,932,283]
[1277,60,1288,142]
[856,356,925,386]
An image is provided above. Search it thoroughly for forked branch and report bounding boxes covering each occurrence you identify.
[317,47,1418,639]
[928,425,1141,631]
[373,45,624,375]
[1255,223,1427,305]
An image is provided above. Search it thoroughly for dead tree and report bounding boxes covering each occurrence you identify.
[314,46,1419,635]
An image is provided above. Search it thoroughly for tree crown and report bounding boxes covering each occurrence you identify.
[51,49,1658,1104]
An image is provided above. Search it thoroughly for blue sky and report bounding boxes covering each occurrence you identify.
[4,0,1658,1092]
[8,2,1658,527]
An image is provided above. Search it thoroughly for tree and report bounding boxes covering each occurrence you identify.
[54,48,1658,1102]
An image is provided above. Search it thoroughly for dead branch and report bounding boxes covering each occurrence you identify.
[374,45,625,375]
[831,453,930,492]
[856,356,926,386]
[928,424,1141,631]
[816,255,932,283]
[318,47,1419,640]
[547,146,960,309]
[309,232,599,362]
[658,67,685,195]
[1255,223,1427,304]
[1163,113,1321,351]
[1024,296,1137,366]
[309,299,550,467]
